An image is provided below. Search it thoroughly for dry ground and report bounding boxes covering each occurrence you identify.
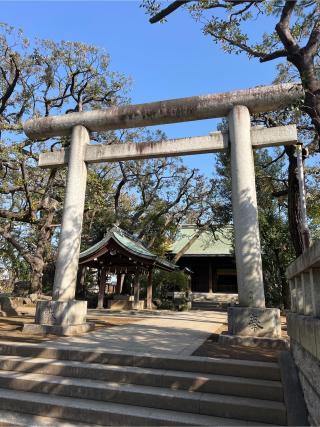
[192,316,288,362]
[0,312,140,343]
[192,333,281,362]
[0,308,287,363]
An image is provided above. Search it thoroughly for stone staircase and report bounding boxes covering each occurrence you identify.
[191,293,239,311]
[0,342,286,426]
[191,301,225,311]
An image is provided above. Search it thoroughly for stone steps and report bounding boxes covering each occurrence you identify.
[0,409,100,426]
[0,342,286,426]
[191,301,238,311]
[192,301,229,310]
[0,388,274,426]
[0,355,283,401]
[0,342,281,380]
[191,293,238,305]
[0,370,286,424]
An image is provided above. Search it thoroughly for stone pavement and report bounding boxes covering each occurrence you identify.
[49,309,228,356]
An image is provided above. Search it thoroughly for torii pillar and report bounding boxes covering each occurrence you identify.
[227,106,281,338]
[23,126,94,335]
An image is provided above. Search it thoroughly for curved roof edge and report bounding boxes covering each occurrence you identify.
[79,226,177,272]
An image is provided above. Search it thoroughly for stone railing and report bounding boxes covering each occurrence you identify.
[286,240,320,426]
[287,240,320,317]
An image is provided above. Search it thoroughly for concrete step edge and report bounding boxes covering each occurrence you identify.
[0,370,287,424]
[0,355,283,385]
[0,341,281,380]
[0,355,284,401]
[0,387,274,426]
[0,409,100,427]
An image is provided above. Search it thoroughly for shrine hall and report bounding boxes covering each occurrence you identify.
[77,226,177,310]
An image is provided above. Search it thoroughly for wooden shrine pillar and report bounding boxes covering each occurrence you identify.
[76,265,86,298]
[115,273,125,294]
[208,263,213,293]
[97,266,107,309]
[133,273,140,310]
[188,275,192,293]
[212,267,218,293]
[146,270,153,310]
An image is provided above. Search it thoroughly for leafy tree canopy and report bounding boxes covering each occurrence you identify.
[0,23,217,293]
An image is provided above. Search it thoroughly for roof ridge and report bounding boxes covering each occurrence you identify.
[111,225,149,249]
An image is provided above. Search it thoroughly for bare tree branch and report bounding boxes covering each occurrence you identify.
[0,186,24,195]
[275,0,299,51]
[0,55,20,114]
[0,122,23,131]
[0,209,34,222]
[261,150,286,169]
[20,160,35,221]
[149,0,193,23]
[259,49,287,63]
[206,26,265,58]
[229,1,255,21]
[1,224,34,265]
[305,18,320,57]
[272,190,288,198]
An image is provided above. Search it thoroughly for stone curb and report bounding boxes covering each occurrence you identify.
[218,333,289,350]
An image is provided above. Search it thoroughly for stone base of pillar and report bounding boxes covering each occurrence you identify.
[218,333,288,350]
[227,306,282,338]
[22,300,95,336]
[132,301,145,310]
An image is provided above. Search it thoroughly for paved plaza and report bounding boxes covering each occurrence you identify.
[42,309,228,356]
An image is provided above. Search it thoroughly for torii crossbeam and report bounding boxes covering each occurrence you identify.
[23,83,303,337]
[39,125,297,168]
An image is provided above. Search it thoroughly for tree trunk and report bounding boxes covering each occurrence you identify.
[274,248,290,309]
[2,226,47,294]
[29,265,44,294]
[289,53,320,143]
[285,146,309,257]
[29,201,57,294]
[275,4,320,146]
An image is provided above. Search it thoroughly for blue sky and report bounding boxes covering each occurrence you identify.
[2,1,282,172]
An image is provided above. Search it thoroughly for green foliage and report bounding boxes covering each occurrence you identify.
[305,166,320,239]
[149,270,190,310]
[0,24,218,294]
[0,23,130,291]
[153,269,189,293]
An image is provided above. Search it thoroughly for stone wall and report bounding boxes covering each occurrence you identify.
[287,312,320,426]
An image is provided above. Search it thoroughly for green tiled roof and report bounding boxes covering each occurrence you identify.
[169,225,234,256]
[80,226,177,271]
[113,229,157,259]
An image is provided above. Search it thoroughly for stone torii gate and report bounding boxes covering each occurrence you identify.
[23,83,303,336]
